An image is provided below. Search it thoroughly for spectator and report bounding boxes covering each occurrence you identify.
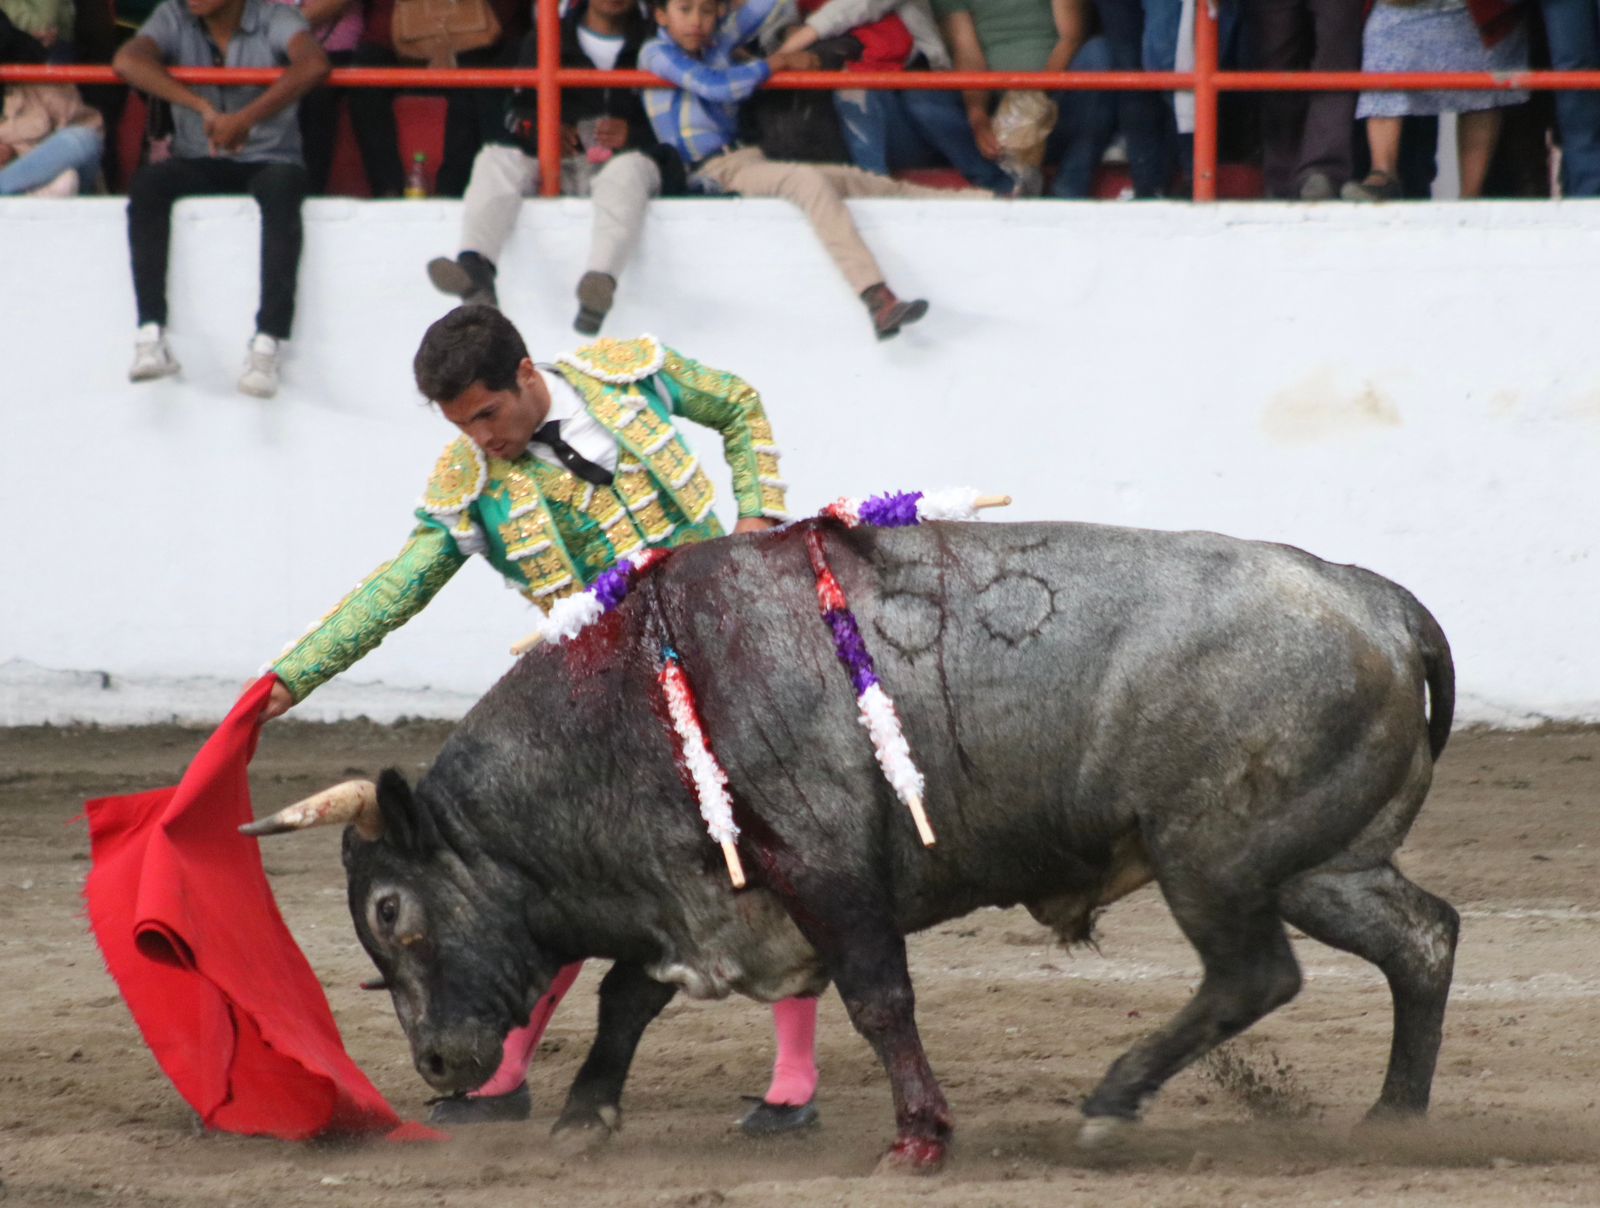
[346,0,524,198]
[114,0,330,395]
[1240,0,1363,199]
[426,0,677,335]
[268,0,361,193]
[642,0,983,339]
[1539,0,1600,196]
[1087,0,1173,194]
[932,0,1120,199]
[1,9,103,192]
[1345,0,1527,201]
[2,0,77,60]
[772,0,1014,190]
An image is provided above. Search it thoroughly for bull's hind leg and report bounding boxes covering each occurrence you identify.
[1278,861,1458,1117]
[552,961,677,1147]
[1079,886,1305,1139]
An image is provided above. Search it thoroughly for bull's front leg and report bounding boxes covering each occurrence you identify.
[551,960,677,1150]
[831,932,954,1173]
[771,864,953,1172]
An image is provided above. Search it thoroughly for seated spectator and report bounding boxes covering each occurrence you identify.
[2,0,77,60]
[113,0,330,395]
[1538,0,1600,197]
[347,0,523,198]
[1240,0,1363,199]
[426,0,677,335]
[267,0,361,193]
[771,0,1013,191]
[1,9,103,193]
[1345,0,1528,201]
[932,0,1118,199]
[643,0,987,339]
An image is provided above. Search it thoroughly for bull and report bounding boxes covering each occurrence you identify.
[248,519,1459,1170]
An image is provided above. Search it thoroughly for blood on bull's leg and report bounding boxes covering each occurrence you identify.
[551,960,678,1147]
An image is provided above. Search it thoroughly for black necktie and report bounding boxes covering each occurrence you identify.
[532,419,614,486]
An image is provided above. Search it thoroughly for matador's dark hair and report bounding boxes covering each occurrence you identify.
[412,305,529,403]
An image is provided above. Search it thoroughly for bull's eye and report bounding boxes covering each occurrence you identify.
[376,895,400,929]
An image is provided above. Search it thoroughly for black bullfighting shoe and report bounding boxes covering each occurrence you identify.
[426,1082,532,1126]
[737,1094,820,1137]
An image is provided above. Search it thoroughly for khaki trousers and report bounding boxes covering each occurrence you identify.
[460,145,662,277]
[694,145,987,294]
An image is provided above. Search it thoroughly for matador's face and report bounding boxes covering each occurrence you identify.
[437,358,551,461]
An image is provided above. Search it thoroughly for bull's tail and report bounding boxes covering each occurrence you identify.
[1408,597,1455,761]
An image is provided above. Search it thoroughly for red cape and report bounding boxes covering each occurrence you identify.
[84,675,439,1142]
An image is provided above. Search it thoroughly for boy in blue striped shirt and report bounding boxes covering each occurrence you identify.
[642,0,985,339]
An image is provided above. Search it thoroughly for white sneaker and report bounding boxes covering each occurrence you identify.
[28,169,79,198]
[238,333,281,398]
[129,323,180,382]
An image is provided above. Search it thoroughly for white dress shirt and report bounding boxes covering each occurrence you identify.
[528,365,620,476]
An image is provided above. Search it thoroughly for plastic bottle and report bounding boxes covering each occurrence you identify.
[403,152,428,199]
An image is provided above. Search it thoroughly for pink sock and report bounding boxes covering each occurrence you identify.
[470,961,584,1098]
[761,996,819,1106]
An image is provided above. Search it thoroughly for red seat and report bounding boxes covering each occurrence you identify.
[326,94,449,197]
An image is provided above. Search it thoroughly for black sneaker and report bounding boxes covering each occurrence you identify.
[427,253,499,309]
[425,1082,531,1126]
[737,1095,820,1137]
[573,271,616,336]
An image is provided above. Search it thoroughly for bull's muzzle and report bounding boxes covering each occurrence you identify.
[239,779,384,841]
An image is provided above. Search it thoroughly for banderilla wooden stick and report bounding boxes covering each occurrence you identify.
[974,494,1012,510]
[721,840,746,889]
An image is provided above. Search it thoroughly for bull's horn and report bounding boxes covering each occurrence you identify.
[974,494,1012,510]
[239,779,383,841]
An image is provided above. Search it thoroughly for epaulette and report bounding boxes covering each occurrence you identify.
[555,334,666,385]
[419,436,488,516]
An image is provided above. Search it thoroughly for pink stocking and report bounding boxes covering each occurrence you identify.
[761,996,819,1106]
[469,961,584,1098]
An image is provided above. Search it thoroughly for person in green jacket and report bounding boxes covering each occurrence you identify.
[257,304,823,1136]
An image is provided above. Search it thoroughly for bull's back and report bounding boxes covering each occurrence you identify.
[666,521,1440,933]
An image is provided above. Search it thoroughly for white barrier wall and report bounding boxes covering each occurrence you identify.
[1,196,1596,726]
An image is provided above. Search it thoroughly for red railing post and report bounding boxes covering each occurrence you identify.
[1193,0,1219,201]
[537,0,561,197]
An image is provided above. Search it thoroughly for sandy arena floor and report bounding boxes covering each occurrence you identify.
[1,720,1597,1207]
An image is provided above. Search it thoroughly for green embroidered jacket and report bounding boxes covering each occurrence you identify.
[272,337,786,702]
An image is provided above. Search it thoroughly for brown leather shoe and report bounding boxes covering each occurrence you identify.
[861,283,929,341]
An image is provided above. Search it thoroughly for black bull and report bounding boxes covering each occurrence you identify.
[274,520,1460,1168]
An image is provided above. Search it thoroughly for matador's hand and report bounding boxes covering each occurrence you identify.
[734,516,780,534]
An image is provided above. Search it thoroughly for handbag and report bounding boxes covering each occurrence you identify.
[392,0,502,68]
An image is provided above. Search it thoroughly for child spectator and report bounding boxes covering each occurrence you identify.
[426,0,677,335]
[1345,0,1527,201]
[1239,0,1363,199]
[643,0,981,339]
[1,9,103,192]
[772,0,1014,190]
[1538,0,1600,196]
[114,0,330,395]
[931,0,1119,199]
[2,0,77,60]
[267,0,361,193]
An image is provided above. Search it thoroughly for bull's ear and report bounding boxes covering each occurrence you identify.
[376,768,441,856]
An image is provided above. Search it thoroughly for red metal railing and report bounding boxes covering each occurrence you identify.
[7,0,1600,201]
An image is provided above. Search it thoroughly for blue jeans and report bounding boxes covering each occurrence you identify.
[1092,0,1177,195]
[1539,0,1600,196]
[0,125,102,195]
[1047,35,1120,198]
[834,87,1013,192]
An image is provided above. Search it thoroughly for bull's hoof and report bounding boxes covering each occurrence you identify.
[550,1105,619,1157]
[1077,1114,1135,1150]
[426,1083,531,1126]
[874,1136,948,1175]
